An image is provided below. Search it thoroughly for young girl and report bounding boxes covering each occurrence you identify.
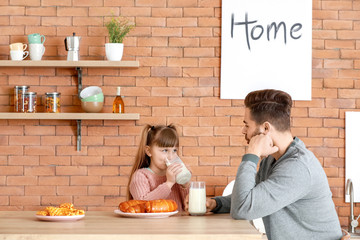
[127,124,190,211]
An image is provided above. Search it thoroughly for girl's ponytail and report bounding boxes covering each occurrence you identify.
[127,124,152,200]
[138,124,152,162]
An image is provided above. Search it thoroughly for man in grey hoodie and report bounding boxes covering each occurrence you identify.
[207,89,342,240]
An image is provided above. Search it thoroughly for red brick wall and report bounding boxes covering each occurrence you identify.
[0,0,358,227]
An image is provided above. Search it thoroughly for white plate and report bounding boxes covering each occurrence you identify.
[114,209,178,218]
[35,214,85,222]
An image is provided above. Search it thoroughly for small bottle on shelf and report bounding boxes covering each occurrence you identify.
[112,86,125,113]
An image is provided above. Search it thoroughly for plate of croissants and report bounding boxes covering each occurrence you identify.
[35,203,85,221]
[115,199,179,218]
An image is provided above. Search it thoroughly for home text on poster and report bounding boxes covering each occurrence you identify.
[231,13,303,51]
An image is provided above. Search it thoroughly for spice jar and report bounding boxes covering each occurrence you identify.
[45,92,61,113]
[14,86,29,112]
[22,92,37,113]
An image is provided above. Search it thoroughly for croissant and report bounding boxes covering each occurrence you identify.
[126,203,147,213]
[119,199,178,213]
[145,199,178,213]
[119,200,147,212]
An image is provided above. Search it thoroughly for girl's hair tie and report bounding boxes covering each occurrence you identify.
[148,125,155,132]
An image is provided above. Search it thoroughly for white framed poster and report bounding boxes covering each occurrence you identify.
[220,0,312,100]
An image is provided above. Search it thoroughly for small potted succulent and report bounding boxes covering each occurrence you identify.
[105,15,135,61]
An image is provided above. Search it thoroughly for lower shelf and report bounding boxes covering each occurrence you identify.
[0,112,140,151]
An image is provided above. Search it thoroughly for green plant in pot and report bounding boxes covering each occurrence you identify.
[105,15,135,61]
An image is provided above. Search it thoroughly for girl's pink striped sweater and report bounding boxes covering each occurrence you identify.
[129,168,189,211]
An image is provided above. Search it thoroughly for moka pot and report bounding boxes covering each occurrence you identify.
[64,32,81,61]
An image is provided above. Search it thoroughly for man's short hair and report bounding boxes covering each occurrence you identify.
[244,89,292,131]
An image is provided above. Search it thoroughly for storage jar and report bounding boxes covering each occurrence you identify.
[22,92,37,113]
[14,86,29,112]
[45,92,61,113]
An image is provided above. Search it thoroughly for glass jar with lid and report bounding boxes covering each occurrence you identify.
[14,86,29,112]
[22,92,37,113]
[45,92,61,113]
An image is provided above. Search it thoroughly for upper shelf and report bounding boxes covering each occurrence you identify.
[0,112,140,120]
[0,60,139,68]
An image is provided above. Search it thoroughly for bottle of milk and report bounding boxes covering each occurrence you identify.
[165,155,192,185]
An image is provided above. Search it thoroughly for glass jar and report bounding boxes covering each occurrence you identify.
[22,92,37,113]
[14,86,29,112]
[45,92,61,113]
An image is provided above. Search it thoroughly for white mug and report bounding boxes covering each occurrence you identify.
[29,43,45,61]
[188,181,206,216]
[10,50,29,61]
[10,42,27,51]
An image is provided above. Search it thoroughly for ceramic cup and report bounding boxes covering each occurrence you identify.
[10,50,29,61]
[29,44,45,61]
[10,42,27,51]
[28,33,45,44]
[188,181,206,216]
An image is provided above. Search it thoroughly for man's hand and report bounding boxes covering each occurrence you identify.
[184,195,217,214]
[247,134,279,158]
[206,198,217,212]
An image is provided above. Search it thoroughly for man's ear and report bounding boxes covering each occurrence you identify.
[263,122,271,134]
[145,146,151,157]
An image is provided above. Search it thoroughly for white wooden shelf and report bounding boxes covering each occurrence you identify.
[0,60,139,68]
[0,112,139,120]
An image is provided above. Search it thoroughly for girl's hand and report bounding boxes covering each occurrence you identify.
[165,163,182,188]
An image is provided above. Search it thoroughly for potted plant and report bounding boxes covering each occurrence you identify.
[105,15,135,61]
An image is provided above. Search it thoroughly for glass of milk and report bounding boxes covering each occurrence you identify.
[165,155,192,185]
[188,181,206,216]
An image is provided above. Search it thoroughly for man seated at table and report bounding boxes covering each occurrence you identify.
[204,89,342,240]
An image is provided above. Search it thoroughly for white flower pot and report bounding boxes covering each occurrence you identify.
[105,43,124,61]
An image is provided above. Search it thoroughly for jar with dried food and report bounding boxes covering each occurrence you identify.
[45,92,61,113]
[22,92,37,113]
[14,86,29,112]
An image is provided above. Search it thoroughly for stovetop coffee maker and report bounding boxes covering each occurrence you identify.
[64,32,81,61]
